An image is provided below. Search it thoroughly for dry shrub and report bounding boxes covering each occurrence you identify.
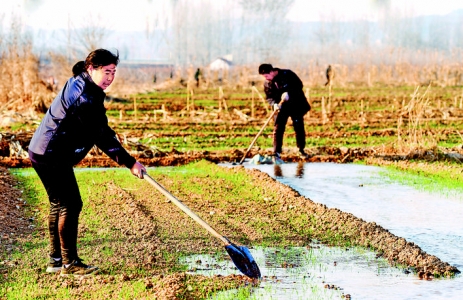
[110,59,461,95]
[396,84,436,153]
[109,66,158,97]
[0,20,54,114]
[44,52,74,91]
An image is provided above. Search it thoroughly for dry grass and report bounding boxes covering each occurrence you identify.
[0,21,55,114]
[0,20,462,115]
[396,85,436,152]
[117,60,463,94]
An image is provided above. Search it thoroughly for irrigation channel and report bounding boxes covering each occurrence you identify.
[181,162,463,299]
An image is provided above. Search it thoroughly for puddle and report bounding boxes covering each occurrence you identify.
[182,243,402,299]
[217,162,462,299]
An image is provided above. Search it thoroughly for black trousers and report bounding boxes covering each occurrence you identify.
[31,159,82,264]
[273,110,306,154]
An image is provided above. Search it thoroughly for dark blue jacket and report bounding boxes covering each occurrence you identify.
[264,68,311,115]
[28,72,136,168]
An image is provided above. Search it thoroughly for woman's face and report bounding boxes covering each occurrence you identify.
[88,64,117,90]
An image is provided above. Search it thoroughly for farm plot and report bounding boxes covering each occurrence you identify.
[1,161,460,299]
[2,85,463,168]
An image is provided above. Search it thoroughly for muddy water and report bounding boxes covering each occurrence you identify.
[183,243,417,299]
[232,162,463,299]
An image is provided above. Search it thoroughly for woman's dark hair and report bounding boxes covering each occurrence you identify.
[258,63,273,75]
[72,49,120,76]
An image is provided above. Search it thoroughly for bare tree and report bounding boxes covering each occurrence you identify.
[69,14,112,55]
[166,0,235,66]
[238,0,295,63]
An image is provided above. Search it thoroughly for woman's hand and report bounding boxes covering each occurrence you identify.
[130,161,146,179]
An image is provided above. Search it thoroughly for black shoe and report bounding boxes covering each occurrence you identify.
[60,258,99,277]
[46,258,62,273]
[298,150,309,159]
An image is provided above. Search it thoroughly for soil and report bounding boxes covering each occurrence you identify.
[0,165,257,299]
[0,147,367,168]
[0,166,33,259]
[2,142,463,172]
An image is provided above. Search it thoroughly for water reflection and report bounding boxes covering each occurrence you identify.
[295,162,304,178]
[274,165,283,177]
[273,162,305,178]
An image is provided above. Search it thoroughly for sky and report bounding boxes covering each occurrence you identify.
[287,0,463,22]
[2,0,463,32]
[1,0,462,62]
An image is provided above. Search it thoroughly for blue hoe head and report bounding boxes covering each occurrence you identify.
[225,243,261,279]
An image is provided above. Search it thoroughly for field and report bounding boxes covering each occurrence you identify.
[2,83,463,168]
[1,82,463,299]
[1,4,463,298]
[1,160,460,299]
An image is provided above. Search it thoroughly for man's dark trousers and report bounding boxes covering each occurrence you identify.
[273,109,306,154]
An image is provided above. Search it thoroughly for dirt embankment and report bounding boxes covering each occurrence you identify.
[0,147,368,168]
[2,129,463,168]
[2,143,463,169]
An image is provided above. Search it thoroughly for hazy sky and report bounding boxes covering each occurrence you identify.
[3,0,463,32]
[287,0,463,22]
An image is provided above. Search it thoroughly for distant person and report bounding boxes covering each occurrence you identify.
[194,68,201,87]
[28,49,146,277]
[325,65,335,86]
[258,64,311,162]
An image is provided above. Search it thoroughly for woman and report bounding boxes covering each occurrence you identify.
[28,49,146,276]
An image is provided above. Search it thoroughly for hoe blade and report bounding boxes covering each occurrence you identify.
[225,243,261,279]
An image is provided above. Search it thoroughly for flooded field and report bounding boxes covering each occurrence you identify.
[183,243,407,299]
[210,162,462,299]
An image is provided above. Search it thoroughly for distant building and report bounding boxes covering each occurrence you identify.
[209,55,233,71]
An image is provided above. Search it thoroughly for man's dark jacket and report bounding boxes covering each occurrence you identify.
[28,72,135,168]
[264,68,311,115]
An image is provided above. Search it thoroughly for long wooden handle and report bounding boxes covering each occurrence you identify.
[143,172,230,245]
[239,109,277,164]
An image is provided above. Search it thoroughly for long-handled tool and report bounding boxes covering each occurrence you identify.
[143,171,261,279]
[238,109,277,164]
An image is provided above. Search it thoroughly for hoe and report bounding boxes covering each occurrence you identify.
[143,171,261,279]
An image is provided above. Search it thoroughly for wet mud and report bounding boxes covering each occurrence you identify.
[3,143,463,169]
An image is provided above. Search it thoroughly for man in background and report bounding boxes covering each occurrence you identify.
[194,68,201,87]
[258,64,311,162]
